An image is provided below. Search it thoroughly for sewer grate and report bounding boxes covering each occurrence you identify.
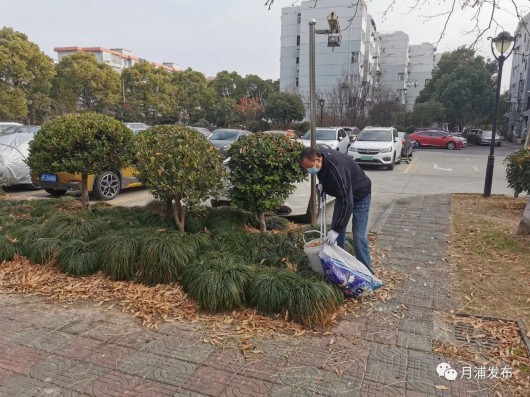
[453,321,500,348]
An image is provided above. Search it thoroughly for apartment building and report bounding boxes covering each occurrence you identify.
[279,0,438,115]
[54,47,181,73]
[280,0,375,101]
[406,43,437,111]
[507,12,530,142]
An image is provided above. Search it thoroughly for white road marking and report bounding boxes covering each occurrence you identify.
[434,164,452,172]
[473,166,480,173]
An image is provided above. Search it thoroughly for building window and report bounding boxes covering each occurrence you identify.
[351,52,359,63]
[425,79,431,86]
[398,73,405,81]
[296,56,299,64]
[296,35,300,46]
[296,78,299,87]
[297,13,301,24]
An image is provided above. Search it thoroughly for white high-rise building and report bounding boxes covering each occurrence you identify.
[378,32,409,105]
[406,43,436,111]
[280,0,375,102]
[279,0,439,117]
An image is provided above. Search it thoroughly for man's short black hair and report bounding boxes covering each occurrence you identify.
[299,147,321,162]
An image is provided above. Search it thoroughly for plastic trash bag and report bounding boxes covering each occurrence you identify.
[319,244,383,298]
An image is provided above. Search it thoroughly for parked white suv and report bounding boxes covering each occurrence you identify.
[348,127,402,170]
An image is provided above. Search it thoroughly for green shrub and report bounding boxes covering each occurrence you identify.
[247,269,302,315]
[182,256,253,312]
[58,239,100,276]
[133,125,225,231]
[0,235,19,261]
[27,113,134,209]
[287,279,344,327]
[247,119,270,133]
[228,133,305,232]
[27,238,62,265]
[41,212,108,241]
[136,231,210,285]
[505,149,530,197]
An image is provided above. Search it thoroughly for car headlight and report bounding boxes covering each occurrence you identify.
[380,146,392,153]
[348,146,357,152]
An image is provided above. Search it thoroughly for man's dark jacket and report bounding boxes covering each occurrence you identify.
[316,148,371,233]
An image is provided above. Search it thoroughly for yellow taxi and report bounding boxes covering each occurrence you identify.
[31,167,141,200]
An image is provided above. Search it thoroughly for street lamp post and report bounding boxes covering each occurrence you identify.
[319,98,325,127]
[308,14,341,224]
[484,31,518,197]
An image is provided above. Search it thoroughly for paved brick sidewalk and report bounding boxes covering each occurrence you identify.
[0,195,497,396]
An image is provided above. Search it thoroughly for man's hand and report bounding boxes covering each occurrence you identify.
[325,230,339,245]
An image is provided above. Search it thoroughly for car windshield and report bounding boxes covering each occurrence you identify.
[210,130,239,140]
[481,131,494,137]
[0,125,39,135]
[357,129,392,142]
[302,129,336,140]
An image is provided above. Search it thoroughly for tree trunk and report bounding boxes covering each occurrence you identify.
[81,173,90,209]
[173,196,186,232]
[516,196,530,235]
[256,212,267,234]
[165,198,173,219]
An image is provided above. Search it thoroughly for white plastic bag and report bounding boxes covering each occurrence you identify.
[319,244,383,298]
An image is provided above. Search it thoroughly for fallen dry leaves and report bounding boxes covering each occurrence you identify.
[442,194,530,396]
[435,314,530,396]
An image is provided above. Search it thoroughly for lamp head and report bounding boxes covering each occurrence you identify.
[493,31,515,55]
[327,12,340,33]
[318,98,325,106]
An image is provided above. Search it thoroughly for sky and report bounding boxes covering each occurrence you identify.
[1,0,529,89]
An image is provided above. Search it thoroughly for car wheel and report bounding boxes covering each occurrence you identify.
[387,154,395,170]
[446,142,456,150]
[396,152,402,164]
[44,188,67,197]
[91,171,121,200]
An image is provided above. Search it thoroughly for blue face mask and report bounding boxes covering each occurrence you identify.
[307,166,320,175]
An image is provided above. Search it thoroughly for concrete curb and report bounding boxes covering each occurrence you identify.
[369,199,397,234]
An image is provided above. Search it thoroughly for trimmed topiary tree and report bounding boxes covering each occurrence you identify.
[133,125,225,232]
[27,113,134,209]
[505,149,530,235]
[227,133,305,232]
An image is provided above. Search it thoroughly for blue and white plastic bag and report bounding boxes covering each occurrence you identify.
[319,244,383,298]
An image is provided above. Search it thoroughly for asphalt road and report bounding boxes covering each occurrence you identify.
[2,140,523,232]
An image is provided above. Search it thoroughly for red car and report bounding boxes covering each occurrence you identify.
[409,130,464,150]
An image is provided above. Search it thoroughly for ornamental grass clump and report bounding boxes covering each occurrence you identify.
[26,238,62,265]
[7,224,42,250]
[287,279,344,327]
[250,215,290,231]
[41,212,108,241]
[0,235,19,261]
[57,239,100,276]
[97,229,145,280]
[182,255,253,312]
[246,268,303,315]
[204,207,253,232]
[30,196,81,219]
[136,231,210,285]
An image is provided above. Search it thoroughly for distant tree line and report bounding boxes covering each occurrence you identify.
[0,27,308,131]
